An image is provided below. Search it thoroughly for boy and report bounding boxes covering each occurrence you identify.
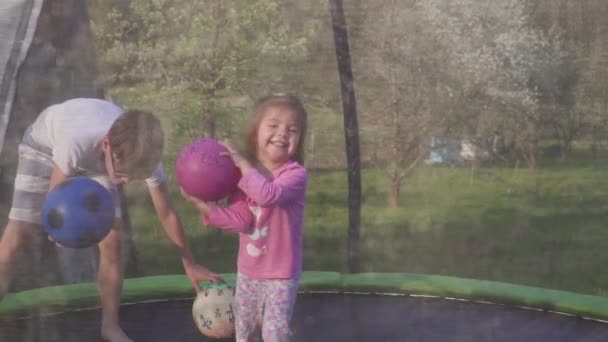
[0,98,220,342]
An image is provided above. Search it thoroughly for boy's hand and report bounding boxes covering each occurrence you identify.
[183,263,223,293]
[48,235,64,248]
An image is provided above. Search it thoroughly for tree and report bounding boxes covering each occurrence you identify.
[419,0,564,168]
[529,0,608,159]
[350,1,458,207]
[576,34,608,157]
[91,0,318,151]
[527,0,596,161]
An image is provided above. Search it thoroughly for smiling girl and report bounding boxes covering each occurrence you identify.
[181,94,308,342]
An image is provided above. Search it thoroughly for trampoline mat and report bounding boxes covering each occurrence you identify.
[1,293,608,341]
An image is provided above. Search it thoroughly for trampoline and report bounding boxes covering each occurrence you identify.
[2,272,608,342]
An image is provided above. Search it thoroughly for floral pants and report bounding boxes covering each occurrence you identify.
[234,273,299,342]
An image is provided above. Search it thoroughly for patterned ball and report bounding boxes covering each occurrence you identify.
[192,282,236,338]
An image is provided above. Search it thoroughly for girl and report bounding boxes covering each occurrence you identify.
[181,94,308,342]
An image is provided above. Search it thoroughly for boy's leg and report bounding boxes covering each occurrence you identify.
[2,138,55,298]
[97,223,132,342]
[261,278,299,342]
[0,219,38,301]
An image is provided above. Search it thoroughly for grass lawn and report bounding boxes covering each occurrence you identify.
[125,157,608,297]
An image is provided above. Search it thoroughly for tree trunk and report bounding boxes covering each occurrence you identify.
[387,167,401,208]
[329,0,362,273]
[387,105,401,208]
[202,91,217,139]
[525,143,538,169]
[560,139,572,162]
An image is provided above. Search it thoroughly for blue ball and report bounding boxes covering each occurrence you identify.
[42,177,114,248]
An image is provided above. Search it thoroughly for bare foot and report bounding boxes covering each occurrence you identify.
[101,324,133,342]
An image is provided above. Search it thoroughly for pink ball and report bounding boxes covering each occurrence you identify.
[175,139,241,202]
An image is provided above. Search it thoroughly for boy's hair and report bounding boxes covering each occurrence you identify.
[245,94,308,164]
[107,110,164,179]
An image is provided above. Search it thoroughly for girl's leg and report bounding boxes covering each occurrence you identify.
[261,278,299,342]
[234,273,264,342]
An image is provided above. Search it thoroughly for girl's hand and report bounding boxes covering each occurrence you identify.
[219,141,253,173]
[180,187,212,214]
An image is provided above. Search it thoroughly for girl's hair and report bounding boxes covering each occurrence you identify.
[107,110,164,179]
[245,94,308,164]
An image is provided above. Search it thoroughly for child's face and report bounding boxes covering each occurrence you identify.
[256,106,301,169]
[102,137,130,185]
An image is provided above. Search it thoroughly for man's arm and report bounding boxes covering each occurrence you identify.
[148,182,221,288]
[148,182,196,265]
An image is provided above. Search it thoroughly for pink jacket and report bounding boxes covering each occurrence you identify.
[203,160,308,279]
